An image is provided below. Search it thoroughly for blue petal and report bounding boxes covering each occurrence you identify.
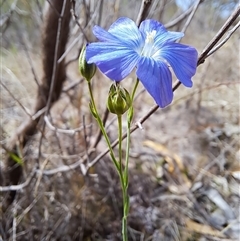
[136,57,173,108]
[108,17,143,49]
[139,19,184,47]
[139,19,167,35]
[154,31,184,47]
[86,43,140,81]
[92,26,120,43]
[159,43,198,87]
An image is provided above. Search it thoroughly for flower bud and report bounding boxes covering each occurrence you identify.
[107,84,132,115]
[79,44,96,81]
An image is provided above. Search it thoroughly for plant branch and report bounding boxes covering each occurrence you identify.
[198,4,240,65]
[44,115,92,135]
[180,0,202,34]
[136,0,152,26]
[165,3,198,28]
[0,166,36,192]
[206,20,240,58]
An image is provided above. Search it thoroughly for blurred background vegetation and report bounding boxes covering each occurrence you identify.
[1,0,239,240]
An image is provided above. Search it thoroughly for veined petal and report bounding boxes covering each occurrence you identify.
[159,43,198,87]
[154,31,184,47]
[92,26,119,43]
[139,19,167,36]
[108,17,143,49]
[86,43,140,81]
[136,57,173,108]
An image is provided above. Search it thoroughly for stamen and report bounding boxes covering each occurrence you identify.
[145,30,156,44]
[140,30,157,57]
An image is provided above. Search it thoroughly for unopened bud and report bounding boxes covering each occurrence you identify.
[107,84,132,115]
[79,44,96,81]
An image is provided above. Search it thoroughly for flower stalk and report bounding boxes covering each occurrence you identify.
[117,114,128,241]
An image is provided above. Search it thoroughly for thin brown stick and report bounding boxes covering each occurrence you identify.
[207,20,240,58]
[136,0,152,26]
[165,3,196,28]
[70,0,89,41]
[0,81,32,118]
[17,32,41,89]
[44,115,92,135]
[0,166,36,192]
[158,0,168,20]
[180,0,202,34]
[0,0,18,35]
[198,4,240,65]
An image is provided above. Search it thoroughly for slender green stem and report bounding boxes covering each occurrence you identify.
[124,78,139,183]
[121,130,129,241]
[117,114,128,241]
[121,78,140,241]
[122,190,128,241]
[87,82,120,171]
[117,115,123,173]
[131,78,139,100]
[124,118,131,187]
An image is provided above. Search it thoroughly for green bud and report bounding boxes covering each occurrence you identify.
[107,84,132,115]
[79,44,96,81]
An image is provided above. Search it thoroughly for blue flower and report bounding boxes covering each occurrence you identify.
[86,17,198,108]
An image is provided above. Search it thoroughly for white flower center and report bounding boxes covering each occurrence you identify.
[141,30,158,58]
[145,30,156,44]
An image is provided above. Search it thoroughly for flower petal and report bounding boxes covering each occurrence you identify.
[86,43,140,81]
[154,31,184,47]
[136,57,173,108]
[108,18,143,47]
[159,43,198,87]
[139,19,167,35]
[92,25,119,43]
[139,19,184,47]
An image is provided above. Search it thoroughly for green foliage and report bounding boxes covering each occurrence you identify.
[9,152,23,165]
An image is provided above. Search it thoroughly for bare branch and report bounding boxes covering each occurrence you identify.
[136,0,153,26]
[17,32,41,89]
[35,153,90,175]
[0,166,36,192]
[0,0,18,34]
[70,0,89,42]
[180,0,202,34]
[165,3,196,28]
[62,78,83,92]
[207,20,240,57]
[44,115,92,135]
[198,4,240,65]
[0,80,32,118]
[158,0,167,20]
